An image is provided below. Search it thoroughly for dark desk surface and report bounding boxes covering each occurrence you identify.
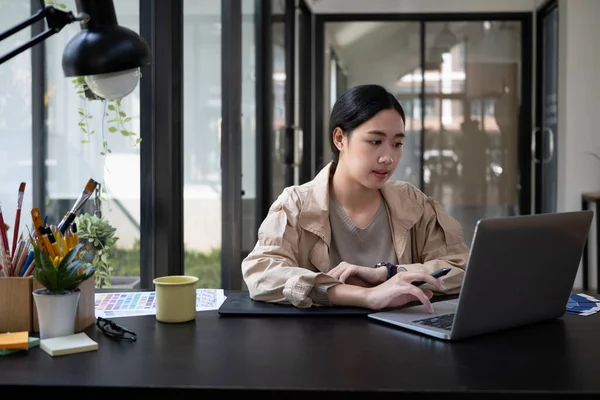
[1,300,600,398]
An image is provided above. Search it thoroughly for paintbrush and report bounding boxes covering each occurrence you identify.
[57,178,99,234]
[11,182,25,258]
[0,203,12,275]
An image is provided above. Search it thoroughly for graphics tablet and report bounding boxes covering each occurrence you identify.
[218,291,371,316]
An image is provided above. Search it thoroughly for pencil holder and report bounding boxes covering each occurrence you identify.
[32,274,96,333]
[0,276,33,333]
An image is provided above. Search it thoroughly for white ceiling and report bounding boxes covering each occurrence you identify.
[325,21,521,90]
[306,0,538,14]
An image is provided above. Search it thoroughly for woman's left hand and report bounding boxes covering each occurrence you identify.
[327,262,387,286]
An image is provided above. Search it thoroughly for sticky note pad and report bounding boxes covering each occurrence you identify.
[0,337,40,356]
[40,332,98,357]
[0,331,29,350]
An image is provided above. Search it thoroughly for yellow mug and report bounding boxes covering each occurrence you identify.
[153,275,199,323]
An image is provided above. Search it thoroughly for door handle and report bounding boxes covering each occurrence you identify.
[542,127,555,163]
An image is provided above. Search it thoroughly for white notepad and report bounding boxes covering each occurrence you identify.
[40,332,98,357]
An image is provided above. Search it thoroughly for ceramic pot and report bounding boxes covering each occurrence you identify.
[33,288,80,339]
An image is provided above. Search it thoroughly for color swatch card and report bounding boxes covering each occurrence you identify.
[95,289,226,318]
[566,293,600,316]
[95,291,157,318]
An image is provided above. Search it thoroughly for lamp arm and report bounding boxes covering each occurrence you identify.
[0,5,88,66]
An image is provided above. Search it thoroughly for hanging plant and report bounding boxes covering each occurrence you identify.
[72,76,142,156]
[75,212,119,288]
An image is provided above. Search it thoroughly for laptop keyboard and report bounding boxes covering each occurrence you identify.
[413,313,455,331]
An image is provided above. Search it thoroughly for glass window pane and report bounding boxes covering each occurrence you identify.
[0,0,33,266]
[241,1,257,256]
[325,21,423,188]
[183,0,222,287]
[424,21,522,245]
[271,21,286,204]
[45,0,141,288]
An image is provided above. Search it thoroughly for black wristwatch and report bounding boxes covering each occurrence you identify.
[375,262,396,280]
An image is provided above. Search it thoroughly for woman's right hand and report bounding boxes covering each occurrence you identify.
[365,271,446,312]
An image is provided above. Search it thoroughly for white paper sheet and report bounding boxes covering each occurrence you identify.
[95,288,226,318]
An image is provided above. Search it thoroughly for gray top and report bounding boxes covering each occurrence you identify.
[329,194,398,268]
[309,193,398,305]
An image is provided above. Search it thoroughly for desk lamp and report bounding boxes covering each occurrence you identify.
[0,0,151,100]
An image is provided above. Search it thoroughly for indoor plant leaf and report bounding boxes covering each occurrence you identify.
[57,259,88,291]
[33,246,59,292]
[58,243,84,271]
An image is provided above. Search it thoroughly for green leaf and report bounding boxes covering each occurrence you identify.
[108,127,117,133]
[59,243,84,270]
[32,247,59,292]
[107,104,116,111]
[81,140,89,144]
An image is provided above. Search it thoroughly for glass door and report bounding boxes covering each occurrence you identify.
[271,0,312,200]
[323,21,423,189]
[534,1,558,213]
[320,19,530,245]
[271,1,287,200]
[423,21,524,245]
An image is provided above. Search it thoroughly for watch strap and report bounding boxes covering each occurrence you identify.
[376,262,396,280]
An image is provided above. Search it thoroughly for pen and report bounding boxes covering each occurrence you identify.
[413,268,451,287]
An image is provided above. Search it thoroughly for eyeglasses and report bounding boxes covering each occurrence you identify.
[96,317,137,342]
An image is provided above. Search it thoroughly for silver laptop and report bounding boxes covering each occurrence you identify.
[368,211,593,340]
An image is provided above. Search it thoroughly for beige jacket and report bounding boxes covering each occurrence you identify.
[242,163,469,308]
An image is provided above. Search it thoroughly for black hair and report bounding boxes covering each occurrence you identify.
[329,84,406,164]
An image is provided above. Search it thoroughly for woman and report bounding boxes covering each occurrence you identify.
[242,84,469,313]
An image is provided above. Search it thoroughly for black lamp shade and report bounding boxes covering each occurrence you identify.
[61,0,151,77]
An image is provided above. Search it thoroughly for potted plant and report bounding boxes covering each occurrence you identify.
[75,213,118,288]
[32,243,95,339]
